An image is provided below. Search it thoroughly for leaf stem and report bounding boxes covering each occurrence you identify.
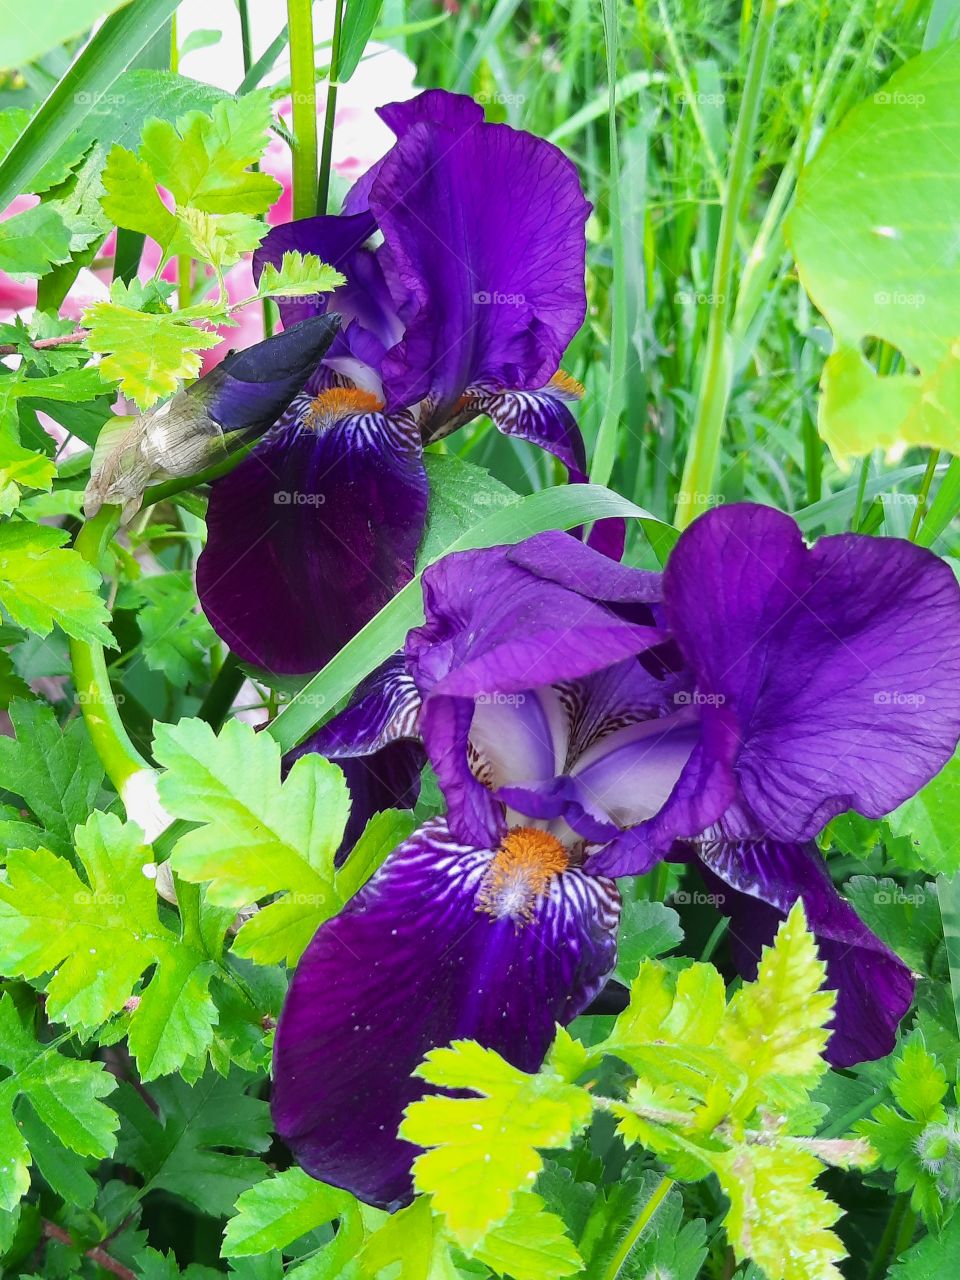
[316,0,345,215]
[286,0,319,220]
[673,0,779,528]
[601,1174,674,1280]
[908,448,940,541]
[42,1222,136,1280]
[866,1192,911,1280]
[197,651,245,729]
[69,507,153,794]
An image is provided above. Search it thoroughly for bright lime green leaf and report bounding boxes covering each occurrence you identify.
[139,93,281,216]
[83,300,222,409]
[401,1039,594,1248]
[100,144,180,251]
[256,251,346,300]
[472,1192,582,1280]
[718,901,834,1103]
[715,1143,845,1280]
[357,1195,460,1280]
[886,750,960,876]
[0,993,118,1213]
[0,521,113,644]
[0,203,72,277]
[0,437,55,515]
[155,718,350,966]
[0,812,217,1080]
[223,1167,357,1257]
[334,807,417,903]
[788,44,960,458]
[178,206,264,271]
[0,699,103,855]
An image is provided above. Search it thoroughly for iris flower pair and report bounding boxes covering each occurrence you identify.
[195,89,597,675]
[273,504,960,1207]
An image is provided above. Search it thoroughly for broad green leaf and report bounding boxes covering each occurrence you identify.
[0,437,55,517]
[223,1168,356,1257]
[0,994,118,1213]
[139,93,280,216]
[100,145,180,252]
[889,1210,960,1280]
[122,571,217,688]
[401,1039,594,1248]
[155,718,350,966]
[788,44,960,458]
[338,0,385,82]
[0,812,217,1079]
[357,1195,460,1280]
[0,204,72,277]
[843,875,942,977]
[417,453,519,569]
[613,898,683,983]
[113,1069,270,1216]
[334,807,417,903]
[0,699,103,854]
[0,0,131,69]
[715,1143,845,1280]
[0,521,112,644]
[82,301,223,408]
[255,251,346,300]
[472,1192,582,1279]
[886,751,960,875]
[178,207,264,271]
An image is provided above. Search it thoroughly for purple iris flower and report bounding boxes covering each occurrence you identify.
[272,504,960,1207]
[196,89,593,675]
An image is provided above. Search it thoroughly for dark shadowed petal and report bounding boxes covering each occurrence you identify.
[407,546,666,845]
[663,503,960,842]
[369,115,590,428]
[197,409,427,675]
[193,314,342,434]
[694,837,914,1066]
[252,210,402,355]
[272,818,619,1206]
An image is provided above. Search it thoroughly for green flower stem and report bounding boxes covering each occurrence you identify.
[316,0,345,215]
[69,507,153,794]
[141,439,257,507]
[198,652,245,729]
[238,0,253,75]
[287,0,319,219]
[601,1174,674,1280]
[866,1192,911,1280]
[673,0,779,528]
[908,449,941,541]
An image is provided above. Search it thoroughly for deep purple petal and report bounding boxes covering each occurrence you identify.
[695,838,914,1066]
[342,90,484,217]
[506,530,661,605]
[663,504,960,841]
[252,211,402,357]
[197,412,427,675]
[369,116,590,427]
[194,314,341,435]
[465,381,588,480]
[271,818,619,1206]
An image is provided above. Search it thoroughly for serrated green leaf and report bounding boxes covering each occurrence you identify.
[0,204,72,277]
[0,437,55,516]
[887,751,960,876]
[256,252,346,300]
[100,145,179,251]
[155,718,350,966]
[472,1191,582,1279]
[223,1168,356,1257]
[0,812,217,1079]
[888,1209,960,1280]
[576,1172,707,1280]
[843,876,942,977]
[612,897,683,983]
[401,1039,594,1248]
[417,453,520,570]
[0,699,103,853]
[356,1195,459,1280]
[0,522,112,644]
[0,994,118,1213]
[82,301,223,409]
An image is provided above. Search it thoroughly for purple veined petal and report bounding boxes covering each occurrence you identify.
[664,503,960,842]
[369,115,590,430]
[197,403,428,675]
[506,530,662,606]
[468,685,565,790]
[342,89,485,217]
[253,211,402,355]
[457,374,588,480]
[589,704,742,877]
[193,314,342,436]
[271,818,619,1206]
[694,837,914,1066]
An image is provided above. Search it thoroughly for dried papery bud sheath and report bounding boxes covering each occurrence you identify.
[84,313,341,521]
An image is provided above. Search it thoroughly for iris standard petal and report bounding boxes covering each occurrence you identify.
[369,113,590,428]
[663,503,960,842]
[271,818,619,1206]
[197,409,427,675]
[695,837,914,1066]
